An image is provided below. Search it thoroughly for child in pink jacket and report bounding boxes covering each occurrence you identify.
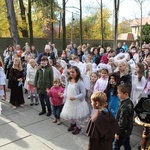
[46,78,64,125]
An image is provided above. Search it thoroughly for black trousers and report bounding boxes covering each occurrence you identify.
[39,94,51,112]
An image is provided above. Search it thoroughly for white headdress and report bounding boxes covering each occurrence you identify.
[114,53,129,65]
[60,60,67,69]
[91,63,97,72]
[69,60,78,67]
[96,63,112,74]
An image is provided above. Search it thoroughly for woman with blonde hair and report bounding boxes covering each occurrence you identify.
[8,57,25,109]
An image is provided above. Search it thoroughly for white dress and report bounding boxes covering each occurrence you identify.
[131,74,147,106]
[93,77,108,93]
[0,67,6,98]
[61,82,89,120]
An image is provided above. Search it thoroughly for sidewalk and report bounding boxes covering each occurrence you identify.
[0,91,142,150]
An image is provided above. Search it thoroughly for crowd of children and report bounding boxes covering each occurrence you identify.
[0,41,150,149]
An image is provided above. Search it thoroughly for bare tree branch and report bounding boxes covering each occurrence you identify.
[96,0,101,6]
[65,0,69,5]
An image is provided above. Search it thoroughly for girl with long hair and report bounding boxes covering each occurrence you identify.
[9,57,25,109]
[131,62,147,106]
[61,66,89,135]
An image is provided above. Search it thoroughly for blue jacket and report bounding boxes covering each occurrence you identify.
[37,52,50,65]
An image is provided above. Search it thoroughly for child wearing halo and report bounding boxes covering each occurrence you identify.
[94,64,111,93]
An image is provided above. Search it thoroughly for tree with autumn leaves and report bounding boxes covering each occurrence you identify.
[2,0,60,45]
[1,0,150,47]
[65,8,112,40]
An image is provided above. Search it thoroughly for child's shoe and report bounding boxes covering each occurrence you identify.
[30,103,34,106]
[47,111,51,117]
[67,123,76,131]
[12,105,17,109]
[57,119,61,125]
[39,111,46,115]
[72,127,81,135]
[34,102,39,105]
[52,118,57,123]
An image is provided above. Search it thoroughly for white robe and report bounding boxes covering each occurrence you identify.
[131,74,147,106]
[0,67,6,97]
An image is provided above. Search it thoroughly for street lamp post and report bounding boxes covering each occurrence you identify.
[67,5,83,45]
[62,0,66,50]
[79,0,83,45]
[71,12,73,43]
[27,0,33,45]
[51,0,54,44]
[140,1,143,50]
[100,0,103,46]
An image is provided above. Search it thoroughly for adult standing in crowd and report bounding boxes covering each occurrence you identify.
[52,44,58,58]
[116,42,124,55]
[69,44,76,55]
[15,44,24,58]
[22,42,30,52]
[37,44,51,65]
[122,42,128,52]
[86,43,91,54]
[30,45,38,59]
[34,56,53,116]
[3,45,14,78]
[100,49,115,64]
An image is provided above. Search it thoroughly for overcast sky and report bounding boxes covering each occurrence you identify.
[57,0,150,23]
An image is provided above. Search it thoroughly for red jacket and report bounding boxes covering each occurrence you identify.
[100,54,108,64]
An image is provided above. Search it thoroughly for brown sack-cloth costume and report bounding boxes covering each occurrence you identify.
[86,109,119,150]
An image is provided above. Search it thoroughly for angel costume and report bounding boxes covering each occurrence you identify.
[0,67,6,114]
[94,77,109,93]
[0,67,6,99]
[61,79,89,120]
[131,74,147,106]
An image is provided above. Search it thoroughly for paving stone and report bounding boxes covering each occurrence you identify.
[130,134,142,147]
[48,132,88,150]
[0,121,30,146]
[0,91,145,150]
[1,101,31,116]
[7,109,48,127]
[0,136,52,150]
[0,115,11,125]
[24,119,68,142]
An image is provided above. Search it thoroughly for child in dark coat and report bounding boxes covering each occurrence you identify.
[113,84,134,150]
[86,91,119,150]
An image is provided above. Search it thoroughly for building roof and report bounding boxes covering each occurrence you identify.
[117,33,134,40]
[130,17,150,27]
